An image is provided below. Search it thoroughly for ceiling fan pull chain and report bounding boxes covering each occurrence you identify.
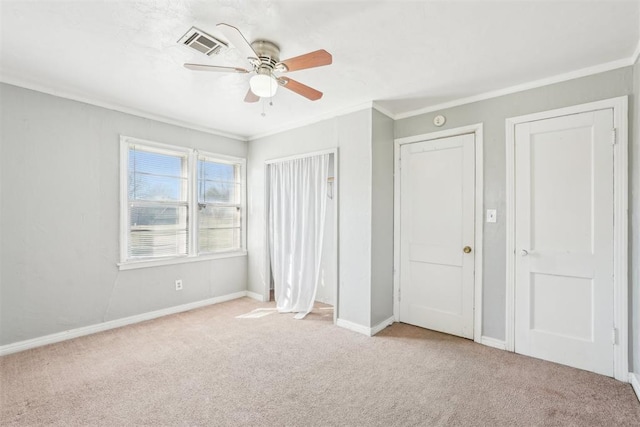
[269,77,274,107]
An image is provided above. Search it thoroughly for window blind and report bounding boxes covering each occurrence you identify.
[128,146,189,259]
[197,156,242,254]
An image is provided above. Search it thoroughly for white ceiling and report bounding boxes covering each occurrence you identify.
[1,1,639,140]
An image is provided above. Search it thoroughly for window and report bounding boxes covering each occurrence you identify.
[127,146,189,259]
[197,156,242,254]
[120,136,245,268]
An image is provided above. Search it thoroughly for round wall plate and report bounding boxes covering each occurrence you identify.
[433,115,446,127]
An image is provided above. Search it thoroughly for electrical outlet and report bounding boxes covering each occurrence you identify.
[175,279,183,291]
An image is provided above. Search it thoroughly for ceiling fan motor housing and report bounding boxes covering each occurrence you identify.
[251,40,286,72]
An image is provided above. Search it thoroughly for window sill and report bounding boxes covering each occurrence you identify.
[117,251,248,271]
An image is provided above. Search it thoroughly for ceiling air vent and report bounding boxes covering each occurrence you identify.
[178,27,227,56]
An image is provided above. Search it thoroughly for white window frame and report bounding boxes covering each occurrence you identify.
[119,135,247,270]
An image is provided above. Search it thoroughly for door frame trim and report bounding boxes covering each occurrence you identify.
[505,96,628,382]
[393,123,484,342]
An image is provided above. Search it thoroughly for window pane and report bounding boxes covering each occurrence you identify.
[129,174,187,201]
[200,181,240,204]
[197,160,238,204]
[199,160,235,181]
[129,149,183,177]
[199,206,240,229]
[130,204,188,227]
[129,205,188,258]
[197,158,243,254]
[199,228,241,253]
[129,148,187,201]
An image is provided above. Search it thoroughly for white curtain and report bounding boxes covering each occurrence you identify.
[269,154,330,319]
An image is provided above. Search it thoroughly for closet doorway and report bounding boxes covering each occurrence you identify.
[264,149,339,322]
[505,97,629,380]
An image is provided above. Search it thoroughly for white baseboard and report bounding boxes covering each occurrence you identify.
[245,291,266,302]
[337,316,394,337]
[479,336,507,351]
[371,316,395,336]
[630,372,640,401]
[0,291,248,357]
[336,318,371,336]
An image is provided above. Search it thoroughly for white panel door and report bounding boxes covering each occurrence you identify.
[399,134,475,339]
[514,109,614,376]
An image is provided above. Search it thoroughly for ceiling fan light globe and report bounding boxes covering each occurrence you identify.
[249,74,278,98]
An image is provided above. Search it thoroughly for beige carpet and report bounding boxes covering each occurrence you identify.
[1,297,639,426]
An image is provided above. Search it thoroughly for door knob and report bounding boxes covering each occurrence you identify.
[463,246,472,253]
[520,249,529,256]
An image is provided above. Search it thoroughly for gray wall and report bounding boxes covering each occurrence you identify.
[370,109,394,326]
[2,63,637,350]
[395,67,635,340]
[0,84,248,345]
[247,110,373,327]
[632,57,640,374]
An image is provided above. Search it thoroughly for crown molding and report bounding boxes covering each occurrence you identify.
[4,38,639,142]
[249,101,397,141]
[394,57,635,120]
[632,36,640,65]
[247,101,376,141]
[371,102,396,120]
[0,76,248,142]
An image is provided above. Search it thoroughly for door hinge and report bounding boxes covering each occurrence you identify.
[398,288,401,302]
[612,328,617,345]
[611,128,617,145]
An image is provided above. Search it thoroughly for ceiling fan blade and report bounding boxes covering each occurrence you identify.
[278,77,323,101]
[277,49,332,72]
[244,88,260,103]
[184,63,249,73]
[217,23,259,63]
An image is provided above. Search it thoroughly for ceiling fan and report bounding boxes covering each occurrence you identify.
[184,23,332,103]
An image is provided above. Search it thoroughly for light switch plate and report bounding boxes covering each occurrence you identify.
[487,209,497,223]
